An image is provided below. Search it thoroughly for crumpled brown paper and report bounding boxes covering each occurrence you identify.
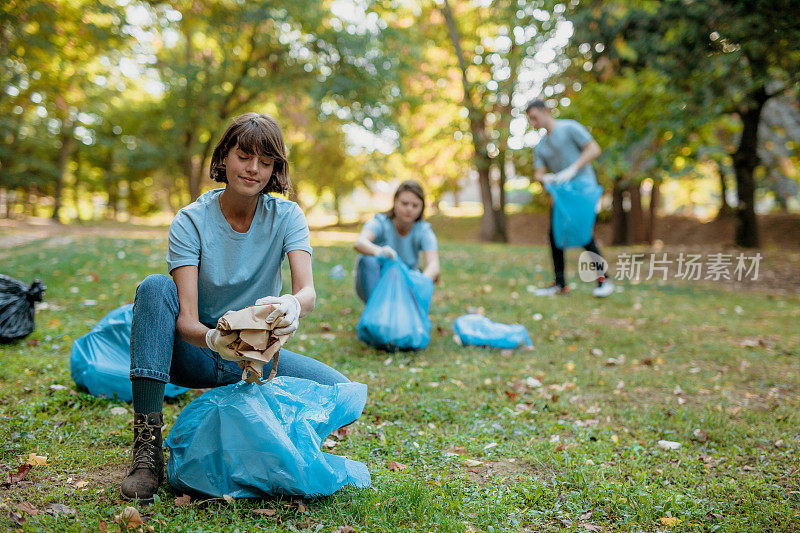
[215,303,291,384]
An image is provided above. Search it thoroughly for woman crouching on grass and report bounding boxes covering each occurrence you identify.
[121,113,350,503]
[353,180,440,303]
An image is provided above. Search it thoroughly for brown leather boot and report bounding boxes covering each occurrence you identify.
[120,412,164,503]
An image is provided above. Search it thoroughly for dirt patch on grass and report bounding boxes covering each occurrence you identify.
[84,462,127,488]
[463,458,546,484]
[0,218,167,250]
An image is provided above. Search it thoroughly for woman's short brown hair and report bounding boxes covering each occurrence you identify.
[209,113,291,195]
[385,180,426,222]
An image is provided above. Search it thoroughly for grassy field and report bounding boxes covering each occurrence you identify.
[0,231,798,532]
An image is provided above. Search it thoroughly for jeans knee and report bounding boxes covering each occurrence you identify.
[135,274,178,308]
[356,254,380,273]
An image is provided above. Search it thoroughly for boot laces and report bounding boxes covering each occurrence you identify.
[131,421,160,472]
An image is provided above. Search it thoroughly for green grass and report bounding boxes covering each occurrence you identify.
[1,231,798,532]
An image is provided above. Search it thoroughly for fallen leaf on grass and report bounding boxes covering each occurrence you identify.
[464,459,483,467]
[9,510,26,526]
[222,494,234,504]
[657,440,682,450]
[73,480,89,489]
[332,527,356,533]
[44,503,76,517]
[580,523,602,532]
[322,439,338,449]
[444,446,467,456]
[2,464,33,487]
[17,501,39,516]
[692,429,708,443]
[774,439,785,448]
[503,390,518,402]
[660,516,681,526]
[116,506,141,528]
[295,500,306,513]
[174,494,191,506]
[26,453,48,465]
[110,407,128,416]
[387,460,407,471]
[331,426,355,440]
[253,508,276,516]
[49,384,67,391]
[99,519,109,533]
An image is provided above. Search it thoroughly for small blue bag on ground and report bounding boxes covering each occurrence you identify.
[70,304,189,401]
[545,181,603,248]
[166,377,371,498]
[356,258,433,351]
[453,314,532,349]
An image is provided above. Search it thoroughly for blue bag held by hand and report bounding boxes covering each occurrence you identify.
[356,258,433,351]
[166,377,371,498]
[545,181,603,248]
[70,304,189,402]
[453,314,533,349]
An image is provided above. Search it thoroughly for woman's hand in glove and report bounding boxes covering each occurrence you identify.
[255,294,301,337]
[376,245,397,260]
[205,328,238,357]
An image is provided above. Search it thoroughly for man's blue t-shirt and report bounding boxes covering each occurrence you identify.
[362,213,437,270]
[534,119,597,186]
[166,189,312,325]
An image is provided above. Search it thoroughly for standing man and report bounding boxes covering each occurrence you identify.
[526,99,614,297]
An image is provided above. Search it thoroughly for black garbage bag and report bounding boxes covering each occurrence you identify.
[0,274,46,343]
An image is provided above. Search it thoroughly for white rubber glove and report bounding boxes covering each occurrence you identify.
[255,294,301,337]
[376,245,397,260]
[205,329,238,357]
[552,163,580,184]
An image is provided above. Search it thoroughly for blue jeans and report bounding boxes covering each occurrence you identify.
[129,275,349,388]
[354,255,381,303]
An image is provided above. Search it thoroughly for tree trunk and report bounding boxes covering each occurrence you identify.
[0,188,7,218]
[733,88,768,248]
[715,160,734,219]
[72,152,82,221]
[646,180,660,244]
[440,0,505,242]
[333,191,342,226]
[628,181,646,243]
[494,148,508,241]
[476,165,499,240]
[52,119,76,223]
[611,177,627,245]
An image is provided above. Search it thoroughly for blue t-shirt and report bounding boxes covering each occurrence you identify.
[534,119,597,186]
[166,189,312,325]
[362,213,437,270]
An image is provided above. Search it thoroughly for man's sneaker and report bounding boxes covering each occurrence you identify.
[530,283,570,296]
[592,279,615,298]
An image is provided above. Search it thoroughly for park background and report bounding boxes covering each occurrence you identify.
[1,0,799,532]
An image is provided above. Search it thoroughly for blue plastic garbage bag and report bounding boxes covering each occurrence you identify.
[70,304,189,402]
[453,314,532,349]
[356,258,433,351]
[545,181,604,249]
[166,377,371,498]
